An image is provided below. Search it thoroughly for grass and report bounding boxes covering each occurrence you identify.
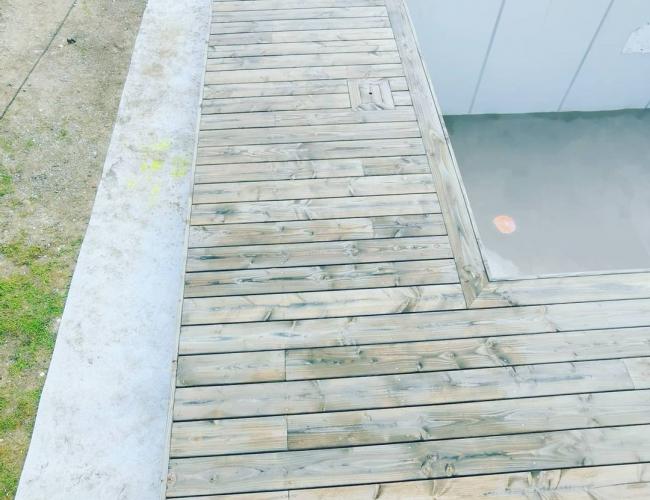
[0,168,11,197]
[0,267,62,371]
[0,239,66,498]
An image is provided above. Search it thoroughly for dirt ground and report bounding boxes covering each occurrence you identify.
[0,0,146,496]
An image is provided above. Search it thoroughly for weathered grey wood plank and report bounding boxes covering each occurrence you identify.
[202,94,350,114]
[203,80,348,99]
[203,78,406,100]
[189,214,446,248]
[181,284,465,325]
[213,7,388,23]
[207,51,400,71]
[392,90,412,106]
[170,416,287,458]
[208,28,395,46]
[196,138,425,165]
[213,1,385,13]
[167,390,650,456]
[185,236,452,272]
[190,193,439,225]
[211,18,391,35]
[175,327,650,387]
[176,350,285,386]
[177,493,287,500]
[473,273,650,308]
[192,174,434,204]
[250,464,650,500]
[166,424,650,496]
[172,358,639,420]
[208,39,398,58]
[624,357,650,388]
[173,465,650,499]
[198,122,422,148]
[200,108,416,131]
[285,326,650,380]
[177,298,650,355]
[193,156,429,184]
[184,259,458,298]
[167,0,650,494]
[203,64,403,85]
[385,0,488,304]
[287,389,650,450]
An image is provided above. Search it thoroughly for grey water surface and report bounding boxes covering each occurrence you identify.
[445,110,650,278]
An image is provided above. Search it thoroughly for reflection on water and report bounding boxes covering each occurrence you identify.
[445,109,650,279]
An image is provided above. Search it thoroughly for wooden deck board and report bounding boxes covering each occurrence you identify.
[167,425,650,496]
[172,463,650,499]
[165,0,650,497]
[185,236,452,272]
[170,389,650,455]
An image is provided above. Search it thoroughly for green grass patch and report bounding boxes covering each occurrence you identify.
[0,167,11,197]
[0,137,13,155]
[0,240,66,498]
[0,390,40,434]
[0,386,41,498]
[0,240,63,372]
[0,461,18,500]
[0,269,63,372]
[0,240,45,267]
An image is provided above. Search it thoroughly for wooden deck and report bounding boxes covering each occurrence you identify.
[165,1,650,498]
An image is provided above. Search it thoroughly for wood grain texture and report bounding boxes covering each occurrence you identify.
[172,358,639,420]
[203,78,406,99]
[212,0,386,12]
[198,122,422,147]
[287,389,650,450]
[168,390,650,456]
[473,272,650,308]
[185,236,452,272]
[204,64,404,85]
[212,7,388,23]
[285,326,650,380]
[170,416,287,457]
[166,425,650,496]
[202,94,350,114]
[165,2,650,496]
[175,327,650,387]
[203,79,349,99]
[208,40,398,58]
[178,298,650,354]
[189,214,447,248]
[211,18,391,36]
[190,193,439,225]
[172,464,650,499]
[206,51,400,72]
[177,350,285,386]
[200,108,416,130]
[208,28,395,46]
[196,138,425,165]
[184,259,458,298]
[193,156,429,184]
[181,284,465,325]
[385,0,488,304]
[192,174,434,204]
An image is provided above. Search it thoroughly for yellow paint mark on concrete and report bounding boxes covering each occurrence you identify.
[170,156,190,178]
[148,139,172,153]
[131,139,192,204]
[140,159,163,173]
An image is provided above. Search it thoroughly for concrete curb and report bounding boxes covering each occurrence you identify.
[16,0,210,497]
